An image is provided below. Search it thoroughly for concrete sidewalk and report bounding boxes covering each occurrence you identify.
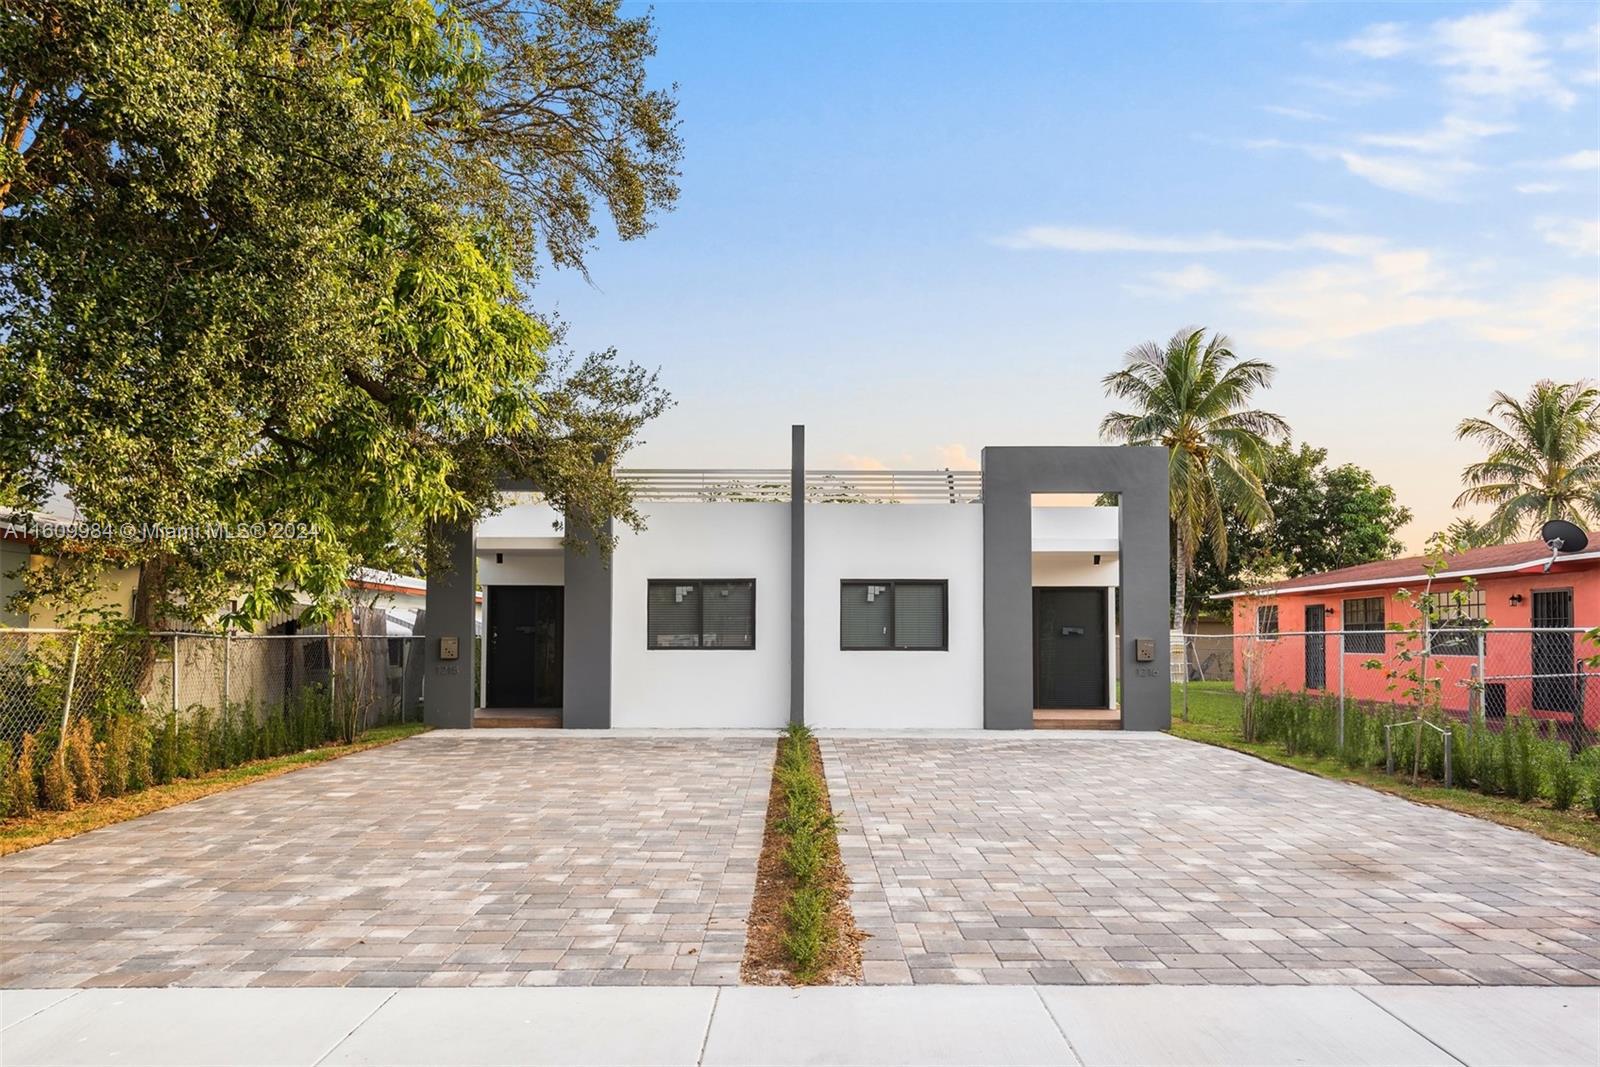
[2,986,1595,1066]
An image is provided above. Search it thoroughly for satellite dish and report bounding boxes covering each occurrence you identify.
[1538,519,1588,572]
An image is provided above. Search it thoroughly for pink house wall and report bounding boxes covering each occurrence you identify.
[1229,563,1600,729]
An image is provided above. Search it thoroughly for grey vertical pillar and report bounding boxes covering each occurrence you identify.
[981,446,1170,731]
[424,521,476,728]
[790,425,805,726]
[562,521,612,729]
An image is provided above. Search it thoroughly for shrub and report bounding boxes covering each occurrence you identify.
[12,734,39,818]
[40,748,75,811]
[782,829,825,884]
[1497,724,1517,799]
[781,885,829,976]
[126,714,153,792]
[1511,718,1538,802]
[100,714,135,797]
[1547,745,1579,811]
[153,711,180,785]
[1588,770,1600,818]
[65,716,102,804]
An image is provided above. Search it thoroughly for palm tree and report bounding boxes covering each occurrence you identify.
[1101,327,1288,630]
[1455,380,1600,542]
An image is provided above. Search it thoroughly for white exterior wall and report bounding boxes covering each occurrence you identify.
[806,504,984,729]
[476,500,564,549]
[478,552,563,587]
[609,503,790,728]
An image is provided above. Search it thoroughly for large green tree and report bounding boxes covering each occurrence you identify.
[1454,379,1600,543]
[1100,327,1288,630]
[0,0,679,626]
[1187,442,1412,615]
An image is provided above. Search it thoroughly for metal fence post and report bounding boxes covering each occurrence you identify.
[1182,640,1190,723]
[1443,730,1453,789]
[1337,629,1346,748]
[1475,630,1486,723]
[1384,724,1393,775]
[57,632,83,744]
[222,629,232,709]
[400,640,409,723]
[171,633,179,716]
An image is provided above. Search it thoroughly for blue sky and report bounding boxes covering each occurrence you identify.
[538,2,1600,548]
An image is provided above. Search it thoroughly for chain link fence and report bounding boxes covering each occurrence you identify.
[1,628,426,751]
[1175,625,1600,750]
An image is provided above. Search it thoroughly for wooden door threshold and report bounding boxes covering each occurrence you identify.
[474,708,562,729]
[1033,708,1121,730]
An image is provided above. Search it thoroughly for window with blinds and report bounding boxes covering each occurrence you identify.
[646,580,755,649]
[1343,596,1386,654]
[840,580,947,650]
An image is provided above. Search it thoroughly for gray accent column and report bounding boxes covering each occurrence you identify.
[562,520,612,729]
[790,424,805,726]
[423,521,476,729]
[981,446,1170,731]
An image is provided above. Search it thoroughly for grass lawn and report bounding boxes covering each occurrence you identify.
[1169,681,1600,857]
[0,722,430,856]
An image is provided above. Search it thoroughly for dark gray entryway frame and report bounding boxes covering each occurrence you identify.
[981,446,1170,731]
[423,510,613,730]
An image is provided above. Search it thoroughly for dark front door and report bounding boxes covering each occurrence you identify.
[1034,587,1109,709]
[1305,604,1327,690]
[1531,589,1576,714]
[487,585,563,708]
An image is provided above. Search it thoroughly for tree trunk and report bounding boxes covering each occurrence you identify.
[1173,527,1187,633]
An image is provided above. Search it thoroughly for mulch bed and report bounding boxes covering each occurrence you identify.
[740,733,866,985]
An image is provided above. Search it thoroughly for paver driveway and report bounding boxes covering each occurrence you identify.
[0,734,772,988]
[823,733,1600,987]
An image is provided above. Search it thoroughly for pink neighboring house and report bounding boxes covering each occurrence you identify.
[1218,538,1600,730]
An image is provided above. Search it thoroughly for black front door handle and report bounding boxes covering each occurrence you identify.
[1060,626,1084,637]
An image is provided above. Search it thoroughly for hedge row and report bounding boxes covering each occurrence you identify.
[1249,690,1600,813]
[0,687,338,818]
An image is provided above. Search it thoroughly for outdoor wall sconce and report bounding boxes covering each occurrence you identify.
[1092,554,1102,565]
[1509,593,1525,606]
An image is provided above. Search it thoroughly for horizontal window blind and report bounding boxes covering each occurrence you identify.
[701,580,755,648]
[893,582,945,649]
[840,582,891,649]
[647,583,702,648]
[647,580,756,649]
[841,580,947,650]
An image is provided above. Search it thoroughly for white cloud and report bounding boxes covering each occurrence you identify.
[994,227,1293,254]
[1547,149,1600,170]
[836,454,888,471]
[1358,115,1514,154]
[1343,21,1413,59]
[994,226,1383,256]
[1432,4,1577,107]
[1337,152,1475,198]
[1259,105,1332,122]
[933,444,979,471]
[1145,264,1226,294]
[1240,247,1482,349]
[1344,5,1580,108]
[1536,216,1600,255]
[1294,76,1395,101]
[1515,181,1564,194]
[1471,276,1600,361]
[1296,202,1356,222]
